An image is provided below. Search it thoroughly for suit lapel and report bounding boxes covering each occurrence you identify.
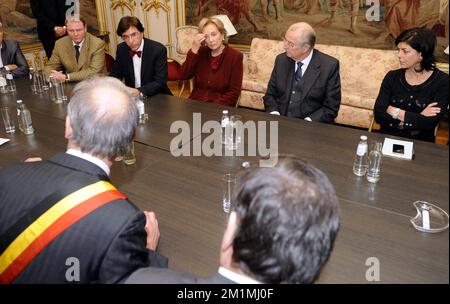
[140,38,148,82]
[1,41,8,65]
[77,34,89,69]
[123,44,135,85]
[63,37,78,73]
[298,50,320,102]
[282,55,295,115]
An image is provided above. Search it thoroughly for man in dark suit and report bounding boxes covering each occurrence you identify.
[125,155,340,284]
[0,76,167,284]
[30,0,68,59]
[110,16,172,97]
[263,22,341,123]
[0,22,29,77]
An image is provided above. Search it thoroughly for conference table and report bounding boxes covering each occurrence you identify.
[0,78,448,283]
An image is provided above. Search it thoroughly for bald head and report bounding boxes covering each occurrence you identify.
[67,76,138,160]
[287,22,316,48]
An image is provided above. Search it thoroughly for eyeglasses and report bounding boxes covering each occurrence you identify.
[282,36,297,49]
[122,32,140,41]
[67,28,84,34]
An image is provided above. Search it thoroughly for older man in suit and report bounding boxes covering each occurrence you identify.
[110,16,171,97]
[263,22,341,123]
[0,22,29,78]
[44,16,105,83]
[0,76,167,284]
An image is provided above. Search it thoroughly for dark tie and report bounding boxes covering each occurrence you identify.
[74,45,80,62]
[130,50,142,58]
[295,61,303,83]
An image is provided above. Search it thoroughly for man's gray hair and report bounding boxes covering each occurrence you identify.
[68,76,138,160]
[289,22,316,48]
[65,15,86,27]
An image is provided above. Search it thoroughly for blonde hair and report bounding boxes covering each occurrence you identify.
[198,17,228,43]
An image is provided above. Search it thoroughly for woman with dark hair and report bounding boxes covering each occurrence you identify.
[178,16,243,107]
[374,27,449,143]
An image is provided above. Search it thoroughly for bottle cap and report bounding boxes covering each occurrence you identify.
[222,110,228,114]
[17,99,23,104]
[360,135,367,140]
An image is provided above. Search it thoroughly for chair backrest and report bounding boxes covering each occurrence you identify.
[167,59,181,81]
[175,26,199,61]
[105,52,115,73]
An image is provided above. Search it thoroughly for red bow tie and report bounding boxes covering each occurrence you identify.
[130,50,142,58]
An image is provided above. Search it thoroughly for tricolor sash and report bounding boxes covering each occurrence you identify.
[0,180,127,283]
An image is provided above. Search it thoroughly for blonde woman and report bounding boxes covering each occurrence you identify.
[178,17,243,106]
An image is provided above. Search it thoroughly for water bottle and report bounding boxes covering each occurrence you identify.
[6,72,16,92]
[221,110,230,145]
[366,141,383,183]
[353,135,368,176]
[0,68,7,94]
[17,100,34,135]
[136,93,147,124]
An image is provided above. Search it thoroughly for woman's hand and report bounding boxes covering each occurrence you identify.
[191,33,206,54]
[421,102,441,117]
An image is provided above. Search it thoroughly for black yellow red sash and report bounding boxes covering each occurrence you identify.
[0,181,126,284]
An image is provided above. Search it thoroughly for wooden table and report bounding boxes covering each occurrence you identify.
[1,79,448,283]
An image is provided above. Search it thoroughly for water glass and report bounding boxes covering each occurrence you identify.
[31,69,44,93]
[1,106,16,134]
[222,173,236,213]
[49,76,66,104]
[123,141,136,165]
[38,70,49,91]
[225,115,242,150]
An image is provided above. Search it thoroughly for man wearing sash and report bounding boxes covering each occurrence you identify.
[0,76,167,283]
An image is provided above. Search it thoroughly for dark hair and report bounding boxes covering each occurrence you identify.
[395,27,436,71]
[116,16,144,37]
[232,155,340,283]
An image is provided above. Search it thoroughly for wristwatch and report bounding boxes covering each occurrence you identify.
[392,108,400,120]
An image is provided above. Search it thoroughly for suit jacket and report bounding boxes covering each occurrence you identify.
[44,33,105,82]
[0,40,30,78]
[110,38,172,97]
[263,50,341,123]
[30,0,68,58]
[179,45,243,106]
[0,153,168,284]
[124,267,236,284]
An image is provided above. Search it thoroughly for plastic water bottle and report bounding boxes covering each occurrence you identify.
[353,135,368,176]
[0,69,7,94]
[6,72,16,92]
[366,141,383,183]
[221,110,229,145]
[136,94,147,124]
[17,100,34,135]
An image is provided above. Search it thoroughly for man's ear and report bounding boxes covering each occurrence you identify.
[219,212,238,267]
[65,116,72,140]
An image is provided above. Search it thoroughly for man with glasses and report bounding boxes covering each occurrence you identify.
[263,22,341,123]
[44,16,105,83]
[110,16,172,97]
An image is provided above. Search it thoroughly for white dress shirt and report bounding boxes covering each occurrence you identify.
[218,267,261,284]
[66,148,110,176]
[133,39,144,88]
[0,43,4,68]
[72,39,85,52]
